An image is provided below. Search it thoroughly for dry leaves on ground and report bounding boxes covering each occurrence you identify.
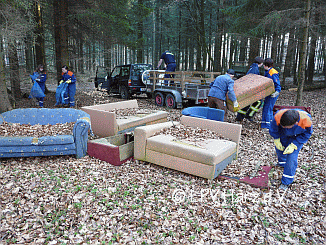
[1,82,325,244]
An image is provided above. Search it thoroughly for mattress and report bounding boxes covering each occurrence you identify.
[226,74,275,112]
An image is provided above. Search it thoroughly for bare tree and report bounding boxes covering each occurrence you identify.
[296,0,311,106]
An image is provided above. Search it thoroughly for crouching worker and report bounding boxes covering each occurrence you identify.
[61,65,77,107]
[269,109,313,190]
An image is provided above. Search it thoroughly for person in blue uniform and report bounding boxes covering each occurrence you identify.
[236,56,264,121]
[269,109,313,190]
[208,69,239,115]
[261,58,281,129]
[31,64,47,107]
[156,50,176,85]
[60,65,77,107]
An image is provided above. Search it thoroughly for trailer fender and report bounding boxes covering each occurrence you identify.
[154,89,183,104]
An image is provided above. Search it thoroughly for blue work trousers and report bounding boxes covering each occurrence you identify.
[36,81,45,107]
[276,138,303,185]
[65,83,76,107]
[261,95,278,129]
[164,63,176,85]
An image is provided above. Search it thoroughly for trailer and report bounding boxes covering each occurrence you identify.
[142,70,221,109]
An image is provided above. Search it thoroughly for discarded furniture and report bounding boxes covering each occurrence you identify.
[226,74,275,112]
[81,100,168,138]
[182,106,224,121]
[134,116,242,179]
[0,108,91,158]
[87,133,134,166]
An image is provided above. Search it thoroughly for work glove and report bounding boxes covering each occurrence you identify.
[233,100,240,112]
[271,91,280,98]
[59,80,64,84]
[274,138,285,151]
[66,79,72,84]
[284,143,298,154]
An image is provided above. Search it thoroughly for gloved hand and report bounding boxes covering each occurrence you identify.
[66,79,72,84]
[271,91,280,98]
[233,100,240,112]
[284,143,297,154]
[35,78,40,82]
[274,138,285,151]
[59,80,64,84]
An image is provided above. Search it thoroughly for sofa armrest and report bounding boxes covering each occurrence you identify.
[134,121,180,161]
[73,117,91,158]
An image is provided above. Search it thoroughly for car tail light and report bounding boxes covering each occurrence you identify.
[128,79,131,86]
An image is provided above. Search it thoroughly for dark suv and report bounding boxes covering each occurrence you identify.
[95,64,152,99]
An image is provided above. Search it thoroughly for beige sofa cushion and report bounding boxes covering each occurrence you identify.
[117,111,168,132]
[146,134,236,166]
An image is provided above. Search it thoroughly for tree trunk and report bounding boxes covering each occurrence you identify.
[34,0,46,67]
[77,29,84,74]
[271,33,278,61]
[306,5,319,85]
[283,30,295,80]
[9,43,21,99]
[53,0,69,82]
[0,38,12,113]
[239,36,247,62]
[137,0,144,63]
[24,34,34,74]
[248,37,260,66]
[296,0,311,106]
[306,35,317,85]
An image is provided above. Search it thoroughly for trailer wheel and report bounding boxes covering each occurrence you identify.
[165,93,176,109]
[120,85,130,99]
[154,92,165,107]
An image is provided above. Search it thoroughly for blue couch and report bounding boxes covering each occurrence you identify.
[182,106,224,121]
[0,108,91,158]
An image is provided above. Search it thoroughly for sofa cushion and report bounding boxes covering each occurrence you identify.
[1,108,89,125]
[0,135,75,146]
[117,111,168,132]
[226,74,275,111]
[146,134,236,166]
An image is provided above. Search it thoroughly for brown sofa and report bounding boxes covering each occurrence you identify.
[134,116,242,179]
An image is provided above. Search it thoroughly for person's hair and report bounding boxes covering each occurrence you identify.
[35,64,45,73]
[226,69,235,76]
[254,57,264,64]
[280,110,299,127]
[264,58,274,67]
[62,65,69,70]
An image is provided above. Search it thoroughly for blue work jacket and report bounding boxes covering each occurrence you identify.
[208,74,237,102]
[270,109,313,147]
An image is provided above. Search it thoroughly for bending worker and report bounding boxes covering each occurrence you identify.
[208,69,239,115]
[269,109,313,190]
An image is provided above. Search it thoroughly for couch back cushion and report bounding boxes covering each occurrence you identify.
[1,108,90,125]
[81,100,138,112]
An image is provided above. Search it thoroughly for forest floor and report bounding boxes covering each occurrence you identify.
[1,76,325,244]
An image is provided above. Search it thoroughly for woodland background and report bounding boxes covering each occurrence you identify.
[0,0,326,112]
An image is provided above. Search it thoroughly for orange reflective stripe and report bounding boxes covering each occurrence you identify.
[269,68,279,76]
[67,71,74,76]
[274,109,288,125]
[298,111,312,128]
